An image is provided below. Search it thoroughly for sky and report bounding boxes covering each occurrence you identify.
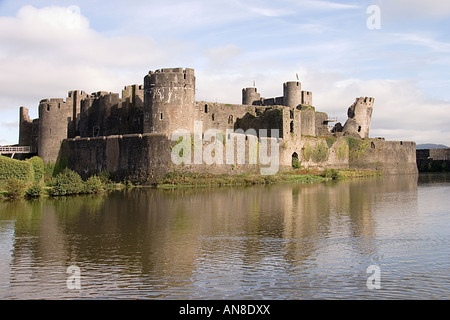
[0,0,449,146]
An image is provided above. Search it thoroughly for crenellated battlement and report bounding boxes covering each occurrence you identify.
[145,67,196,90]
[143,67,196,135]
[39,97,73,113]
[150,67,195,75]
[242,81,313,108]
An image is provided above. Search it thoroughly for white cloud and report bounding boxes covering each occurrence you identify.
[298,0,360,11]
[308,74,450,145]
[377,0,450,20]
[204,44,244,67]
[387,33,450,53]
[0,5,188,109]
[0,4,194,144]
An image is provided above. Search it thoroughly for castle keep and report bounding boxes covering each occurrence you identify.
[18,67,418,183]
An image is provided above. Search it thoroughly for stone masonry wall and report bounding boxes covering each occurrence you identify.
[279,136,417,175]
[60,134,172,184]
[60,133,417,186]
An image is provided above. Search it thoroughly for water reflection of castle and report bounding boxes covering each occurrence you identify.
[1,175,418,298]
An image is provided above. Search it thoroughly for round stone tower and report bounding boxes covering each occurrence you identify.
[38,97,73,163]
[143,68,196,135]
[242,87,261,105]
[283,81,302,108]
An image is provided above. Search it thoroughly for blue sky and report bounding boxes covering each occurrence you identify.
[0,0,449,146]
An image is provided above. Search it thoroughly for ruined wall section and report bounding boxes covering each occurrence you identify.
[342,97,374,139]
[315,112,331,136]
[234,108,284,137]
[19,107,33,146]
[301,91,313,106]
[78,85,144,138]
[38,97,73,163]
[279,136,417,175]
[68,90,89,137]
[196,102,292,140]
[196,101,254,134]
[144,68,195,136]
[298,107,316,136]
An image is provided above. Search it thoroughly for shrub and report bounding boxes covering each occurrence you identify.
[27,156,45,183]
[323,169,340,180]
[0,155,34,184]
[292,156,302,169]
[53,158,68,177]
[83,176,104,194]
[4,177,28,200]
[97,170,111,184]
[49,168,84,196]
[25,182,44,199]
[44,162,56,181]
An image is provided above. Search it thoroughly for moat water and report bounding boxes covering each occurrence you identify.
[0,174,449,300]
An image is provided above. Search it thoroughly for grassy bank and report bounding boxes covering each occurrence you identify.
[1,155,382,199]
[156,168,382,189]
[156,172,326,189]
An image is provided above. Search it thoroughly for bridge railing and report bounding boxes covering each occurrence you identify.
[0,146,37,155]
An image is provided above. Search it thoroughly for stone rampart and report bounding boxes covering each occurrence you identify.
[60,134,172,184]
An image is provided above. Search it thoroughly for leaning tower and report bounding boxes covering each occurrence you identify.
[143,68,196,135]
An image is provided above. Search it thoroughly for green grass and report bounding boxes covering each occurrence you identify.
[156,168,382,189]
[156,171,327,189]
[336,169,383,178]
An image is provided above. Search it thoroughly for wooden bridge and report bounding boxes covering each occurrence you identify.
[0,146,37,158]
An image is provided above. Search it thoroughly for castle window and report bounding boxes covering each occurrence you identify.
[358,126,362,133]
[204,104,208,113]
[212,114,215,121]
[47,106,50,111]
[228,115,234,124]
[160,112,163,120]
[290,121,294,133]
[290,110,294,119]
[93,126,100,137]
[292,152,300,168]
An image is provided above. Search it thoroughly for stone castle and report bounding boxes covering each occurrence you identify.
[18,67,418,183]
